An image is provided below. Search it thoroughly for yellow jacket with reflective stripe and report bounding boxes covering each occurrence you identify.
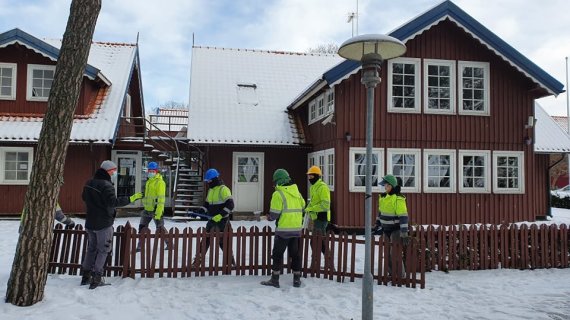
[205,184,233,218]
[269,184,305,238]
[306,178,331,221]
[142,173,166,218]
[377,193,409,233]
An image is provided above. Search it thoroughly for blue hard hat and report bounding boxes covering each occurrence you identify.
[204,168,220,181]
[148,162,158,170]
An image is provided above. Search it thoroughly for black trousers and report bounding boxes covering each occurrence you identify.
[199,219,231,253]
[271,235,301,272]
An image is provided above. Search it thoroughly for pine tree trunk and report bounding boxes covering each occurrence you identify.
[5,0,101,306]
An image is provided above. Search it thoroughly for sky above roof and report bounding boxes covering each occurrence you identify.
[1,0,569,115]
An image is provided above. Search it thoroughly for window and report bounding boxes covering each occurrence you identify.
[387,57,421,113]
[493,151,524,194]
[459,150,490,193]
[27,64,55,101]
[458,61,489,116]
[309,100,317,123]
[424,149,456,193]
[0,62,17,100]
[325,88,334,114]
[349,147,384,192]
[0,147,33,184]
[316,94,325,118]
[308,148,334,191]
[387,149,421,193]
[308,86,335,124]
[236,83,259,106]
[424,59,455,114]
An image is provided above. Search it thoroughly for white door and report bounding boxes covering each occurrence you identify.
[232,152,264,212]
[112,150,142,207]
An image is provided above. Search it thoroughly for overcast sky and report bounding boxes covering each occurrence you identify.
[1,0,569,116]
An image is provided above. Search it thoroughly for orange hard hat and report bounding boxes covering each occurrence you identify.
[306,166,322,175]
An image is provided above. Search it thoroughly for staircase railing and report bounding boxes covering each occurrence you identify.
[118,116,181,205]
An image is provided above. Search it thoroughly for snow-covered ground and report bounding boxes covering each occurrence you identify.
[1,209,569,320]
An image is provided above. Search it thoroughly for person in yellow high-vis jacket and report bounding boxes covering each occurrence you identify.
[261,169,306,288]
[132,162,166,251]
[192,168,235,268]
[374,174,409,277]
[305,165,334,271]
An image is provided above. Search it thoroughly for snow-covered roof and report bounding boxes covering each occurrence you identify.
[534,103,570,153]
[0,29,138,143]
[551,116,568,132]
[188,46,343,145]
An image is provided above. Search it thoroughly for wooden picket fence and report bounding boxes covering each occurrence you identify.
[48,222,570,288]
[48,222,426,288]
[418,223,569,272]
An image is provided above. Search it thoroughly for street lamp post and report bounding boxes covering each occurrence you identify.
[338,34,406,320]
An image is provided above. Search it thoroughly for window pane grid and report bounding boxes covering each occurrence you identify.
[31,67,54,98]
[461,66,485,111]
[462,155,486,188]
[0,65,15,98]
[496,156,519,189]
[4,151,29,181]
[427,155,451,187]
[427,64,451,110]
[353,153,379,187]
[391,153,416,188]
[392,62,416,109]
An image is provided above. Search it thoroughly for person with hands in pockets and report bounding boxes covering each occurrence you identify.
[133,161,166,251]
[373,174,409,276]
[192,168,235,267]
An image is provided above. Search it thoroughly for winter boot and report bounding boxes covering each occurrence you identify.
[260,271,280,288]
[89,272,105,290]
[293,271,302,288]
[80,270,92,286]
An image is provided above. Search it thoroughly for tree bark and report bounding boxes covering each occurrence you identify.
[6,0,101,306]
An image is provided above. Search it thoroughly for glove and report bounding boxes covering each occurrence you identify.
[212,214,223,223]
[372,225,383,236]
[400,232,410,246]
[130,192,143,202]
[309,212,318,221]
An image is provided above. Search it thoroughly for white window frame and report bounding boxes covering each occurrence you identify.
[458,150,490,193]
[27,64,56,102]
[387,57,421,114]
[316,93,325,118]
[493,151,524,194]
[308,100,317,124]
[349,147,384,192]
[325,88,335,114]
[308,148,335,191]
[423,149,456,193]
[423,59,455,115]
[387,148,421,193]
[458,61,490,116]
[0,62,17,100]
[0,147,34,185]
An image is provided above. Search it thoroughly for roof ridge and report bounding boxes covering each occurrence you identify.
[192,45,337,57]
[42,38,136,47]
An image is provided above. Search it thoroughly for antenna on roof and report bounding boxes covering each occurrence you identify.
[136,32,139,45]
[192,33,195,47]
[347,0,359,37]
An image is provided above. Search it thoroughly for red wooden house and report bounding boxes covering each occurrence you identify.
[0,28,145,215]
[188,1,570,229]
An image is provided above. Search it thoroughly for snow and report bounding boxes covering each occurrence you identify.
[1,210,570,320]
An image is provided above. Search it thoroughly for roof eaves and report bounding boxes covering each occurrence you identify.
[389,1,564,96]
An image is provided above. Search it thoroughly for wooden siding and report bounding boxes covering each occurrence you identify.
[0,144,111,214]
[296,19,552,228]
[0,43,101,117]
[205,145,309,213]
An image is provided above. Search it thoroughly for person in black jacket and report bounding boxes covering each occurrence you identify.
[80,160,137,289]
